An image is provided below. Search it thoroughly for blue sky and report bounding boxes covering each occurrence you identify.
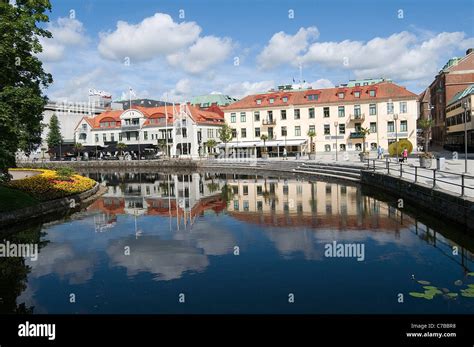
[40,0,474,102]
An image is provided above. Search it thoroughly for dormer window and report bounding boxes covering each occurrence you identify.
[282,96,288,103]
[307,94,319,101]
[338,92,345,99]
[354,91,360,98]
[256,99,262,105]
[369,90,376,97]
[269,98,274,104]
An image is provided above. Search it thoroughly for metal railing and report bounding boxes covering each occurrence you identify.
[364,158,474,197]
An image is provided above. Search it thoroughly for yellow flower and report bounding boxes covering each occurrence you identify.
[7,168,96,201]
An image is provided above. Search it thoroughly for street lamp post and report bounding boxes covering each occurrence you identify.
[463,99,471,173]
[334,121,339,161]
[393,113,399,162]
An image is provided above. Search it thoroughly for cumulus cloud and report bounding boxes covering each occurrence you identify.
[257,27,319,70]
[301,31,474,81]
[167,36,233,74]
[38,17,87,62]
[257,28,473,83]
[223,80,275,98]
[160,78,194,102]
[98,13,201,61]
[309,79,334,89]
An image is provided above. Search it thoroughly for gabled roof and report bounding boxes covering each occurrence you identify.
[223,82,417,111]
[78,104,224,130]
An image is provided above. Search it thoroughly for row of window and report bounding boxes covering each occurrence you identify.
[254,89,378,105]
[91,129,175,142]
[232,121,408,138]
[230,102,408,123]
[446,112,472,127]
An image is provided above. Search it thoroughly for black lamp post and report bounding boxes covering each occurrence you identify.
[393,113,399,162]
[463,99,471,173]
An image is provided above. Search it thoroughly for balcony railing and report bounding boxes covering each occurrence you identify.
[349,113,365,121]
[349,132,365,139]
[121,123,141,130]
[262,118,276,125]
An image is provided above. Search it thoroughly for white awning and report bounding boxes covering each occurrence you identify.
[218,139,306,148]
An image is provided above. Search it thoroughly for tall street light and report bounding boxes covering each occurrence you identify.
[393,113,399,162]
[463,99,471,173]
[334,121,339,161]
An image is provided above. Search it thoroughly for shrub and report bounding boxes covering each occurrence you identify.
[388,139,413,156]
[55,167,76,180]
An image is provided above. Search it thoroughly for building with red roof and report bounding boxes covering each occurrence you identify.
[74,103,224,158]
[222,80,418,157]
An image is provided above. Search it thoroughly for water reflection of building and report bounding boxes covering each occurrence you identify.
[88,172,226,227]
[225,178,407,230]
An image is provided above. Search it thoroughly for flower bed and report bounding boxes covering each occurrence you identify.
[7,169,96,201]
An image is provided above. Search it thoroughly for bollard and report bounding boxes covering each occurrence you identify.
[461,174,465,197]
[432,169,436,189]
[414,167,418,183]
[400,163,403,178]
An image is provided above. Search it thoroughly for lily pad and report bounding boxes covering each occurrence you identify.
[454,280,463,286]
[467,272,474,276]
[460,291,474,298]
[417,280,430,285]
[441,288,450,293]
[409,292,426,298]
[423,286,438,291]
[446,293,458,298]
[409,292,434,300]
[467,284,474,288]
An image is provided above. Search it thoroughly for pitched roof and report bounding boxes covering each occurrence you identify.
[77,104,224,130]
[223,82,417,111]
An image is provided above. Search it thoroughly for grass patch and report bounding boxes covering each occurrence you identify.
[0,185,39,213]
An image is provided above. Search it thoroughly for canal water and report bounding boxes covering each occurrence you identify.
[1,171,473,314]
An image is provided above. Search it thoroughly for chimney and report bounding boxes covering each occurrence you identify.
[467,48,473,55]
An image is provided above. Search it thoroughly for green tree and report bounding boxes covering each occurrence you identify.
[74,142,83,160]
[205,139,217,155]
[359,127,371,153]
[260,134,268,154]
[307,130,316,153]
[218,123,233,156]
[418,118,434,153]
[46,114,62,150]
[0,0,53,180]
[117,142,127,157]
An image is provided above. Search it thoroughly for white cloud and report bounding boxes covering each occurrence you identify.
[223,80,275,98]
[49,67,107,101]
[167,36,233,74]
[98,13,201,61]
[160,78,194,102]
[38,17,87,62]
[300,31,474,81]
[309,79,334,89]
[257,27,319,70]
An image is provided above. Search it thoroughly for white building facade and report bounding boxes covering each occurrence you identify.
[74,104,224,158]
[222,81,419,157]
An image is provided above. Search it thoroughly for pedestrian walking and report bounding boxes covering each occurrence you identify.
[377,146,382,159]
[403,148,408,163]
